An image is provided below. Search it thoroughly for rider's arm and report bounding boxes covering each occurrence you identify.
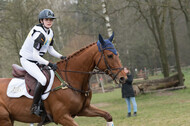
[48,45,62,59]
[32,32,49,65]
[33,48,49,65]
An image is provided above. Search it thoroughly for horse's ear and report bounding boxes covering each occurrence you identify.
[99,34,105,45]
[109,32,114,42]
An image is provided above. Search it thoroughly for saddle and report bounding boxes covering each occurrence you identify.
[12,64,51,96]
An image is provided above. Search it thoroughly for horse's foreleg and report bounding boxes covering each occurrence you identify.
[0,106,13,126]
[77,104,113,123]
[55,114,79,126]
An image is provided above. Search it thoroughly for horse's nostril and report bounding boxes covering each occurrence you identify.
[119,77,125,83]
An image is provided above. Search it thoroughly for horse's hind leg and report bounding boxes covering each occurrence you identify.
[0,106,13,126]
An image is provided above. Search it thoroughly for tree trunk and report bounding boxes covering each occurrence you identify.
[101,0,113,37]
[151,0,169,77]
[178,0,190,41]
[133,73,184,95]
[135,0,170,78]
[186,21,190,41]
[169,3,184,86]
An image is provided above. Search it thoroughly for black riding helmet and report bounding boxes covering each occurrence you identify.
[38,9,56,23]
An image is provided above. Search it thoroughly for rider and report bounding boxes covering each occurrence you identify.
[19,9,66,116]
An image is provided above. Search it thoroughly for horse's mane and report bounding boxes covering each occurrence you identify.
[57,42,97,64]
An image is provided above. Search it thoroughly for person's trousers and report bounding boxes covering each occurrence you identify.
[20,57,47,86]
[125,97,137,113]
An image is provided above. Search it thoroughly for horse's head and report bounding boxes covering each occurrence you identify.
[95,33,127,84]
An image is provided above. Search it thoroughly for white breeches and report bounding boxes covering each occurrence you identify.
[20,58,47,86]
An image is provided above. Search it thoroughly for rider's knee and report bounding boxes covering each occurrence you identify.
[39,76,47,86]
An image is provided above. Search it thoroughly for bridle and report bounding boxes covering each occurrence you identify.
[45,46,123,96]
[95,46,124,81]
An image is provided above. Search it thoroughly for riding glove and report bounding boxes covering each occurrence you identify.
[48,62,57,71]
[60,56,67,60]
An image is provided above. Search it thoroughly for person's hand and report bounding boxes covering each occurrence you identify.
[48,62,57,71]
[60,56,67,60]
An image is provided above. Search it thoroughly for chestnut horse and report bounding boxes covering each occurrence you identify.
[0,33,127,126]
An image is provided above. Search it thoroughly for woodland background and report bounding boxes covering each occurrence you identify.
[0,0,190,79]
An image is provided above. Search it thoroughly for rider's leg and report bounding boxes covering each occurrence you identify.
[20,58,47,86]
[31,81,45,115]
[20,58,47,115]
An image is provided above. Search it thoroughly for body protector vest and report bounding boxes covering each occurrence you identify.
[20,24,54,65]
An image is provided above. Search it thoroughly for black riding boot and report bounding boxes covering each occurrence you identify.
[31,82,44,116]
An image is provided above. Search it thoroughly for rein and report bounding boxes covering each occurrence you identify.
[45,46,123,96]
[43,70,91,96]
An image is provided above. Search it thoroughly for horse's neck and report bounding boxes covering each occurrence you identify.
[57,44,98,89]
[69,45,97,72]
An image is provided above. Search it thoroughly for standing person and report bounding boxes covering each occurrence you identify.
[19,9,66,116]
[121,67,137,117]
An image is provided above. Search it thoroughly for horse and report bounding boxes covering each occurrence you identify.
[0,33,127,126]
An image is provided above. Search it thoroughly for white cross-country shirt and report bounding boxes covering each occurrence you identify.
[19,24,62,65]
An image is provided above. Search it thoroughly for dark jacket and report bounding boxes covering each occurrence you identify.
[121,74,135,98]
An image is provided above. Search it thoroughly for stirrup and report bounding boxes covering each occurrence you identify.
[31,104,43,116]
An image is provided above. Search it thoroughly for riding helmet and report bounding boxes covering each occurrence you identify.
[38,9,56,22]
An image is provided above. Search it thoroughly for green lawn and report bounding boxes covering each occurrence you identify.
[15,68,190,126]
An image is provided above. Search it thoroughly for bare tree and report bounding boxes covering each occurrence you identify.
[178,0,190,41]
[0,0,40,56]
[101,0,113,38]
[0,0,41,77]
[130,0,170,77]
[169,1,184,86]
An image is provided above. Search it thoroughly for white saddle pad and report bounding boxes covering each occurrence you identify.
[7,70,55,100]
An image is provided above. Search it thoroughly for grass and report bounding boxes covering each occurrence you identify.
[15,68,190,126]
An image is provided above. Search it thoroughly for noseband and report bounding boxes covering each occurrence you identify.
[95,46,123,81]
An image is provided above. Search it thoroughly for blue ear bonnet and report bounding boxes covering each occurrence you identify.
[97,39,118,55]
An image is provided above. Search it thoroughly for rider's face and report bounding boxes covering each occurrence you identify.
[41,18,54,29]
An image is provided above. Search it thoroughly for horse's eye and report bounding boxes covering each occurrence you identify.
[107,54,113,59]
